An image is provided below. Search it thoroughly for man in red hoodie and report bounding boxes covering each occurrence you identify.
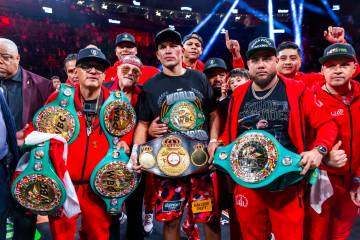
[104,32,159,85]
[304,43,360,240]
[182,32,205,72]
[215,37,338,240]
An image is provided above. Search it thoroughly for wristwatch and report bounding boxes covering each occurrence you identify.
[315,145,328,156]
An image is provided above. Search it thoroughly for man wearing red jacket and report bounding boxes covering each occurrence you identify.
[182,32,205,72]
[41,47,131,239]
[104,32,159,85]
[216,37,338,240]
[304,43,360,240]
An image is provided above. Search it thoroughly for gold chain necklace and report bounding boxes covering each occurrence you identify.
[251,77,279,100]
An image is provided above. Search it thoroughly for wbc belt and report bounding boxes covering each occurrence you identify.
[138,133,209,177]
[214,130,318,190]
[33,84,79,143]
[161,100,205,132]
[11,141,67,215]
[90,91,139,215]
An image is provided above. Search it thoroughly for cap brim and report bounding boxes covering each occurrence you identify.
[246,47,276,59]
[115,40,136,46]
[76,56,111,69]
[204,65,227,74]
[319,53,355,65]
[155,31,182,48]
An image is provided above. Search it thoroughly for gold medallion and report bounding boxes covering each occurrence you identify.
[104,100,136,136]
[191,144,208,167]
[139,146,156,169]
[13,174,63,212]
[157,136,190,176]
[169,102,197,131]
[93,162,137,198]
[35,106,76,142]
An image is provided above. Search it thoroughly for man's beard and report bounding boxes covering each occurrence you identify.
[252,72,276,88]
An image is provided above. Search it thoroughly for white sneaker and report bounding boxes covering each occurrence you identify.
[143,212,154,235]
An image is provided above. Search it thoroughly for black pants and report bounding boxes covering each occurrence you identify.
[109,173,146,240]
[12,202,37,240]
[0,163,11,240]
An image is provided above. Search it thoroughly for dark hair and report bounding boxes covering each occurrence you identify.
[51,75,60,80]
[64,53,77,65]
[229,68,250,79]
[276,41,301,56]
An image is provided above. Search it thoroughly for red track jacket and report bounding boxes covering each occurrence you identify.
[219,75,338,154]
[313,80,360,178]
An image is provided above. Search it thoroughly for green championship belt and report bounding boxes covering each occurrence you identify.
[11,141,67,215]
[33,84,79,143]
[90,91,139,214]
[138,132,210,178]
[161,100,205,132]
[214,130,318,190]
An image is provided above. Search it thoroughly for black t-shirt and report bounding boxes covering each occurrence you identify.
[237,80,296,151]
[137,69,215,140]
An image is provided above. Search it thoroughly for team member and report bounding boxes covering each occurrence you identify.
[228,68,250,91]
[64,53,78,85]
[182,32,204,72]
[104,32,159,85]
[131,28,221,240]
[216,37,338,240]
[304,43,360,240]
[38,48,121,239]
[105,55,146,240]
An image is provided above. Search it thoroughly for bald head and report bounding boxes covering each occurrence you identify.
[0,38,20,80]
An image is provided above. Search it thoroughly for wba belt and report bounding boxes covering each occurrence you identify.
[90,91,139,215]
[137,132,209,177]
[161,100,205,132]
[11,141,66,215]
[213,130,318,190]
[33,84,79,143]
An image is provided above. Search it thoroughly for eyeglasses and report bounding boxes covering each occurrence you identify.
[119,65,141,77]
[78,63,105,74]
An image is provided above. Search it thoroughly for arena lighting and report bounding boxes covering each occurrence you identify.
[191,1,223,33]
[268,0,275,41]
[277,9,289,13]
[332,5,340,11]
[155,10,161,16]
[200,0,239,60]
[303,2,326,15]
[273,29,285,33]
[108,19,120,24]
[185,14,191,19]
[290,0,304,53]
[237,0,293,34]
[232,9,238,14]
[77,0,84,5]
[101,3,108,10]
[320,0,341,26]
[220,28,226,34]
[42,7,53,14]
[168,25,175,29]
[133,0,140,6]
[181,7,192,11]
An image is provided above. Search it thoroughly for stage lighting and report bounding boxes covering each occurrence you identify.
[185,14,191,19]
[273,29,285,33]
[156,10,161,16]
[220,28,226,34]
[332,5,340,11]
[168,25,175,29]
[232,9,238,14]
[277,9,289,13]
[133,1,140,6]
[77,0,84,5]
[101,3,108,10]
[42,7,53,14]
[268,0,275,41]
[108,19,121,24]
[181,7,192,11]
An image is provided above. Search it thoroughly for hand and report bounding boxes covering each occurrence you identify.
[225,31,241,59]
[207,141,220,164]
[350,181,360,207]
[299,148,323,175]
[220,82,228,99]
[327,140,347,168]
[148,116,168,138]
[16,123,29,147]
[129,146,142,173]
[324,26,346,44]
[116,141,130,154]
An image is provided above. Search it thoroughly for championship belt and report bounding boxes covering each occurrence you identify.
[161,100,205,132]
[213,130,318,190]
[138,132,209,177]
[90,91,139,215]
[11,141,67,215]
[33,84,79,143]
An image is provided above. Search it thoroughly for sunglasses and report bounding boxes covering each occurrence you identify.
[78,63,105,73]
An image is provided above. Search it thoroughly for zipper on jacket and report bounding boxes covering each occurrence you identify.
[298,90,307,151]
[346,104,353,175]
[228,96,234,143]
[80,134,90,182]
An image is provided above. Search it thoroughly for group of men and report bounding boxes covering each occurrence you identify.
[0,23,359,240]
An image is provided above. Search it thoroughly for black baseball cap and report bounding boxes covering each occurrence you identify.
[182,32,204,46]
[246,37,276,59]
[155,28,182,48]
[204,58,227,74]
[76,48,110,69]
[319,43,356,65]
[115,32,136,46]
